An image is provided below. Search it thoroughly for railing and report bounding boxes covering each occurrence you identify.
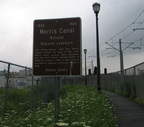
[63,61,144,103]
[109,62,144,75]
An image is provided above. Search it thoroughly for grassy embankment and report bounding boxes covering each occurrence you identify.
[0,85,117,127]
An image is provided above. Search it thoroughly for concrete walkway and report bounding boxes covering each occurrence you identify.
[103,90,144,127]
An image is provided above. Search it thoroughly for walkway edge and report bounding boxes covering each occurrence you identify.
[103,90,144,127]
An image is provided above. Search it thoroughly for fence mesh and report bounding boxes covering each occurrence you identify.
[112,62,144,75]
[0,60,55,118]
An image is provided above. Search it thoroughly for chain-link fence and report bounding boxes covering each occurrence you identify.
[111,62,144,75]
[63,61,144,102]
[0,60,55,118]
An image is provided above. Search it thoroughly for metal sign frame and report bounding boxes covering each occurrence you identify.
[33,17,82,76]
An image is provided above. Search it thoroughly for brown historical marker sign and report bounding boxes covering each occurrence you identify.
[33,17,82,76]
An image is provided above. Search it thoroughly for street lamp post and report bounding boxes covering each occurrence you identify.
[84,49,87,85]
[92,2,101,93]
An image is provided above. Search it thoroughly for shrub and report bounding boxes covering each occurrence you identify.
[0,85,118,127]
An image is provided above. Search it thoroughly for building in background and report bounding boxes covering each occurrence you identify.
[0,69,40,88]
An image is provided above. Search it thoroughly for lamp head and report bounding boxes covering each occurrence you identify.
[84,49,87,54]
[93,2,100,14]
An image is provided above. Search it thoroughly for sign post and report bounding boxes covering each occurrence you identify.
[33,17,81,125]
[54,77,61,125]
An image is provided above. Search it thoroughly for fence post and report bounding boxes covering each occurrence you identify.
[3,63,10,118]
[55,77,61,126]
[31,75,34,109]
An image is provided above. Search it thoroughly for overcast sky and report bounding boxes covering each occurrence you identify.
[0,0,144,73]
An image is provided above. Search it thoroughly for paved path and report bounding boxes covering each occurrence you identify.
[103,90,144,127]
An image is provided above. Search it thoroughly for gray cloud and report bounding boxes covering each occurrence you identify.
[0,0,144,73]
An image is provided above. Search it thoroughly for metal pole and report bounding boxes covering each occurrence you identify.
[84,52,87,85]
[0,60,31,70]
[119,39,124,75]
[95,13,101,93]
[92,60,94,74]
[25,67,27,77]
[55,77,60,126]
[31,75,34,109]
[3,63,10,118]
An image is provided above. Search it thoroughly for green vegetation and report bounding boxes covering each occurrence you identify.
[134,98,144,106]
[0,84,55,114]
[0,85,117,127]
[105,82,144,106]
[58,85,117,127]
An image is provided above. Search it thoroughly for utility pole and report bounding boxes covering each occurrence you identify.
[119,39,124,75]
[84,49,87,85]
[133,28,144,31]
[105,39,138,75]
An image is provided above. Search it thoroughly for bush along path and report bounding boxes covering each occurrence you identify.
[57,85,118,127]
[0,85,118,127]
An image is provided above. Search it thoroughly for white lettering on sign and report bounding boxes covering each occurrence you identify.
[40,41,73,46]
[59,28,74,34]
[41,42,56,46]
[45,69,56,72]
[56,41,73,45]
[39,28,75,35]
[69,22,77,26]
[37,24,45,27]
[57,68,68,72]
[50,36,64,40]
[40,29,57,34]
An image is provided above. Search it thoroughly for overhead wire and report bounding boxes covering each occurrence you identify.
[106,9,144,43]
[121,19,144,40]
[103,10,144,56]
[87,10,144,61]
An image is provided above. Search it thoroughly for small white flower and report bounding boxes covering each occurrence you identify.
[47,118,52,121]
[56,122,69,126]
[72,122,79,125]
